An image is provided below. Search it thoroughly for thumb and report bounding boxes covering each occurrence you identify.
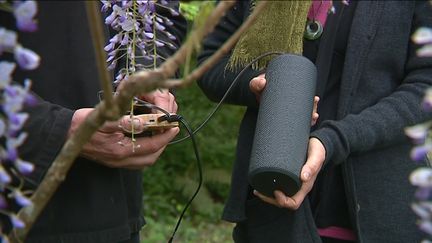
[301,138,326,182]
[249,76,266,93]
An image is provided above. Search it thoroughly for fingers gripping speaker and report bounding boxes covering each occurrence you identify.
[248,54,317,198]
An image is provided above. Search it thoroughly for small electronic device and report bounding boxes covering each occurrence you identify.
[137,113,179,131]
[122,113,179,137]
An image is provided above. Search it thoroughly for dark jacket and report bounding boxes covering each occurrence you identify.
[198,1,432,242]
[2,2,186,243]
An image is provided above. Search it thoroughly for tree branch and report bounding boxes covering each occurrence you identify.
[162,1,269,88]
[9,1,238,241]
[156,1,236,79]
[84,1,118,118]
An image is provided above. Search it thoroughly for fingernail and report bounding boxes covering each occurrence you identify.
[253,190,258,195]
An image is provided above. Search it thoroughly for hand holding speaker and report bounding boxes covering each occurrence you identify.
[253,137,325,210]
[248,54,320,204]
[249,74,320,126]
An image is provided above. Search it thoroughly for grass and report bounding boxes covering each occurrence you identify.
[140,216,234,242]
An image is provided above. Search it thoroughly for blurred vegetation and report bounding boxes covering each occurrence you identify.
[141,82,244,242]
[141,1,244,242]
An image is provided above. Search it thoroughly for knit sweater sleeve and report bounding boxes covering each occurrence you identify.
[311,1,432,164]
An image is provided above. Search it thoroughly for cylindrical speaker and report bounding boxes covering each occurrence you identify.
[248,54,317,198]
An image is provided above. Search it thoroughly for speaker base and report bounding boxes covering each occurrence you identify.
[249,168,301,198]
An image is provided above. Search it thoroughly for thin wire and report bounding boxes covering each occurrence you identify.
[133,97,171,117]
[169,51,284,145]
[126,103,202,243]
[167,115,202,243]
[107,52,284,241]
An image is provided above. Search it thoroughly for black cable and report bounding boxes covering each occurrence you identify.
[169,51,284,145]
[95,52,284,241]
[163,115,202,243]
[133,97,171,117]
[126,104,201,242]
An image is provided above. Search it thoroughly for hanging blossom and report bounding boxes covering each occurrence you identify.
[0,0,39,240]
[406,25,432,241]
[101,0,179,151]
[101,0,179,85]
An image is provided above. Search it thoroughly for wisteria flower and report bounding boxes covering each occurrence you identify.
[10,215,25,228]
[0,166,11,185]
[13,190,32,207]
[405,122,431,145]
[0,62,16,88]
[418,45,432,58]
[0,0,39,236]
[410,144,432,162]
[15,159,34,175]
[423,89,432,112]
[411,168,432,188]
[0,28,17,54]
[416,187,432,201]
[412,27,432,58]
[14,45,40,70]
[413,27,432,45]
[420,220,432,236]
[4,83,33,114]
[102,0,179,73]
[13,1,38,32]
[412,201,432,220]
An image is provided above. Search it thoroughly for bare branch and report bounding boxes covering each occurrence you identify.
[156,1,236,80]
[85,1,118,118]
[163,1,270,89]
[9,1,237,241]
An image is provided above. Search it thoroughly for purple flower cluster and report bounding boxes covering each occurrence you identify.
[406,98,432,238]
[407,25,432,239]
[0,0,39,237]
[410,167,432,236]
[0,27,40,70]
[101,0,179,85]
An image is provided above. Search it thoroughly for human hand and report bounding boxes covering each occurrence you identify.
[249,74,320,125]
[253,137,326,210]
[68,90,179,169]
[249,73,267,102]
[138,89,178,114]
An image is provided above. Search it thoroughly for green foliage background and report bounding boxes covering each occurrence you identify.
[141,82,245,242]
[141,2,245,242]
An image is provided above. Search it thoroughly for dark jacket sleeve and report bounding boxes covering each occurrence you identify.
[197,1,261,107]
[311,1,432,164]
[20,99,74,186]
